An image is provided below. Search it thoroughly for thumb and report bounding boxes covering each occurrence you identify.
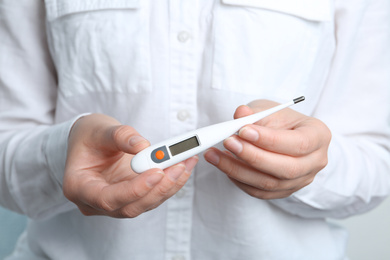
[107,125,150,154]
[234,105,254,120]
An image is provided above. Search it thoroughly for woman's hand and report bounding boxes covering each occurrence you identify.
[64,114,198,218]
[204,100,331,200]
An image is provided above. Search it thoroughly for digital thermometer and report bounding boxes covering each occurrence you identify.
[131,96,305,173]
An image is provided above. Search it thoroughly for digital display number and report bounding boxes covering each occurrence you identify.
[169,136,199,156]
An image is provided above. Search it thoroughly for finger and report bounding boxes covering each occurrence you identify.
[208,139,324,180]
[215,150,285,191]
[106,125,151,154]
[234,101,294,128]
[205,147,281,187]
[230,178,299,200]
[231,173,314,195]
[148,156,199,207]
[237,122,324,156]
[76,204,106,217]
[78,169,165,213]
[142,162,191,201]
[205,148,315,192]
[219,151,315,192]
[234,105,254,119]
[115,163,189,218]
[234,101,331,157]
[139,158,198,214]
[184,155,199,172]
[118,156,198,217]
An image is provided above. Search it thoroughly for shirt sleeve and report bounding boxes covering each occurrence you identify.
[271,0,390,219]
[0,1,78,219]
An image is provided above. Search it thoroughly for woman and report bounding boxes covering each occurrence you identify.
[1,0,389,259]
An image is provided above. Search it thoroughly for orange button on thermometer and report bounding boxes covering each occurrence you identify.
[155,150,165,160]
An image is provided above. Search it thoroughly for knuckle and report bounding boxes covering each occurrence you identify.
[245,150,263,166]
[62,180,80,205]
[154,184,171,198]
[246,153,258,165]
[78,206,94,217]
[325,129,332,144]
[303,176,315,187]
[146,203,160,212]
[258,192,275,200]
[62,177,77,202]
[112,125,133,142]
[261,179,279,191]
[119,206,143,218]
[312,151,329,173]
[247,189,272,200]
[319,156,329,170]
[270,133,280,148]
[63,185,74,202]
[284,162,302,180]
[245,188,261,199]
[297,135,311,155]
[175,174,190,188]
[263,132,279,150]
[95,196,115,212]
[127,185,145,200]
[320,121,332,143]
[223,159,242,178]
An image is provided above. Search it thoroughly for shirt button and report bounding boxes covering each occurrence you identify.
[177,110,190,121]
[177,31,191,43]
[172,255,185,260]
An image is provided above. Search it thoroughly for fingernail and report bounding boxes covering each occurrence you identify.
[129,135,146,146]
[204,149,220,165]
[239,126,259,142]
[146,172,164,187]
[184,156,199,173]
[224,136,243,154]
[167,164,185,181]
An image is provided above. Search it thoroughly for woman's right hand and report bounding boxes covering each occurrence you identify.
[63,114,198,218]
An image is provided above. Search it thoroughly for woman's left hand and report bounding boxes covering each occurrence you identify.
[204,99,332,200]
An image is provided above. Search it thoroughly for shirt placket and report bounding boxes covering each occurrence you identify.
[165,1,199,260]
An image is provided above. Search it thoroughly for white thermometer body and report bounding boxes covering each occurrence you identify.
[131,97,305,173]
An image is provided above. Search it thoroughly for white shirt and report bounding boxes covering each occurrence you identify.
[1,0,390,259]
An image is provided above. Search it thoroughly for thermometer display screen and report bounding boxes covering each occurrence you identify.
[169,136,199,156]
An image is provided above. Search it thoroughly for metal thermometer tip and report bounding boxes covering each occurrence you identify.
[293,96,305,104]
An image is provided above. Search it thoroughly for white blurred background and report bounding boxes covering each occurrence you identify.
[333,197,390,260]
